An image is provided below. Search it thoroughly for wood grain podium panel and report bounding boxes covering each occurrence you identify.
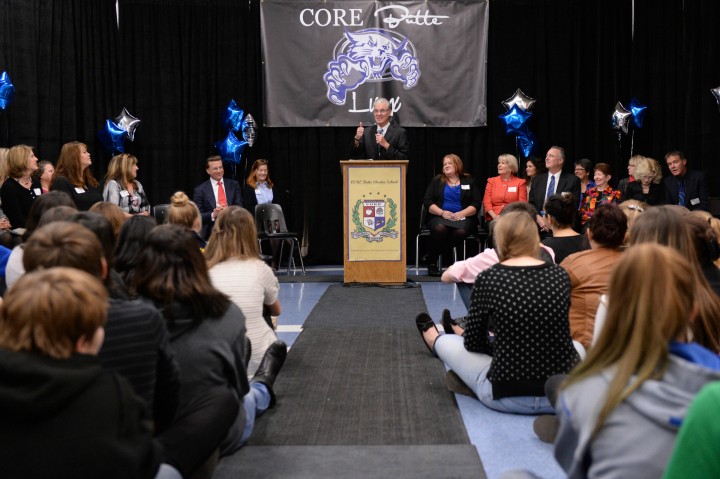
[341,160,407,284]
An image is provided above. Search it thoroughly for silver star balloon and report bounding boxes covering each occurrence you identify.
[502,88,536,112]
[611,101,631,134]
[711,85,720,111]
[242,113,256,147]
[114,107,141,141]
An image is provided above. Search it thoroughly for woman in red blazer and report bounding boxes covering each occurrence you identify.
[483,154,528,222]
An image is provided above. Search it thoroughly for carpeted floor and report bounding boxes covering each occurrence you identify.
[215,285,485,478]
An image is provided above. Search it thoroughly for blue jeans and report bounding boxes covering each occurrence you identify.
[434,334,553,415]
[240,382,272,444]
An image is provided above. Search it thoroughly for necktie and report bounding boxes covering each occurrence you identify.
[376,127,383,159]
[545,174,556,200]
[217,180,227,207]
[677,179,685,206]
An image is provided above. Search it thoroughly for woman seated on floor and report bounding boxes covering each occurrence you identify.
[205,206,282,379]
[541,192,589,264]
[554,244,720,478]
[415,211,580,415]
[134,224,288,456]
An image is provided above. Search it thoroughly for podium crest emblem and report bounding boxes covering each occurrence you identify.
[351,196,398,242]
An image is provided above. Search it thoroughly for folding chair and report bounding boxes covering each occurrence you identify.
[254,204,306,275]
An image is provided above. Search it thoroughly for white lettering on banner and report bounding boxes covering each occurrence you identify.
[299,8,362,27]
[375,5,449,29]
[348,92,402,115]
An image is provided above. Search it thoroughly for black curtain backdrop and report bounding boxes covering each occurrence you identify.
[2,0,720,264]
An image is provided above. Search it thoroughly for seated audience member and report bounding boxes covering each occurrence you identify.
[103,153,151,217]
[691,210,720,269]
[167,191,206,249]
[68,211,129,300]
[51,141,103,211]
[561,203,626,350]
[33,159,54,193]
[134,224,287,456]
[0,144,41,228]
[685,214,720,296]
[423,153,482,276]
[663,382,720,479]
[528,146,581,234]
[554,244,720,479]
[0,147,8,185]
[524,156,546,197]
[483,154,527,223]
[243,158,286,270]
[664,149,709,211]
[90,201,128,239]
[573,158,595,207]
[541,193,590,264]
[618,199,647,241]
[578,163,621,229]
[617,155,643,199]
[0,267,173,479]
[206,207,282,378]
[416,211,579,414]
[442,202,555,309]
[193,155,243,239]
[4,190,75,288]
[23,222,179,432]
[626,157,665,205]
[114,215,158,299]
[629,206,720,353]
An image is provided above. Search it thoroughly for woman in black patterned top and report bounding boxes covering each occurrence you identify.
[416,211,580,414]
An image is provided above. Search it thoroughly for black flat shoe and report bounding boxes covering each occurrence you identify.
[415,313,439,355]
[441,309,455,335]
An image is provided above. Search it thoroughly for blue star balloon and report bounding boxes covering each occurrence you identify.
[114,107,141,141]
[499,105,532,135]
[628,97,647,128]
[214,131,248,164]
[517,129,536,158]
[0,71,16,110]
[98,120,126,153]
[223,99,244,132]
[242,113,256,147]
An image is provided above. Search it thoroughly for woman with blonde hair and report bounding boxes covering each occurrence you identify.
[626,157,665,205]
[617,155,644,199]
[483,153,527,222]
[555,244,720,478]
[167,191,205,249]
[103,153,151,217]
[0,145,40,228]
[51,141,102,211]
[415,211,579,414]
[206,206,281,379]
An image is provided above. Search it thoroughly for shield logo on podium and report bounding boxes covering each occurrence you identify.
[362,200,386,231]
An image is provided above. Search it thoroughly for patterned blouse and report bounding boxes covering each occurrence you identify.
[579,185,621,225]
[103,179,151,215]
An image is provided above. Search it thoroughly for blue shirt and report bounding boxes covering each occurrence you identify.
[255,182,274,205]
[443,184,462,213]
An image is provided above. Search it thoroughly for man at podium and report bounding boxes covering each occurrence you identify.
[350,98,409,160]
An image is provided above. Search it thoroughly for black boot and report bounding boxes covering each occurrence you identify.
[251,340,288,407]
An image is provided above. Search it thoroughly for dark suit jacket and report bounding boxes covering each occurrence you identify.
[529,172,581,214]
[350,123,409,160]
[193,178,243,235]
[664,169,709,211]
[626,181,666,206]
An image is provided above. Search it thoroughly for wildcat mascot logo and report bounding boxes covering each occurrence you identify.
[324,29,420,105]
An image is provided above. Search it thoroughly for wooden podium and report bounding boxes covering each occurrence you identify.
[341,160,408,284]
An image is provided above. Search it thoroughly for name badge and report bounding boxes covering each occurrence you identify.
[120,190,130,198]
[691,198,700,206]
[508,186,517,192]
[461,184,470,190]
[74,187,86,194]
[33,188,42,195]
